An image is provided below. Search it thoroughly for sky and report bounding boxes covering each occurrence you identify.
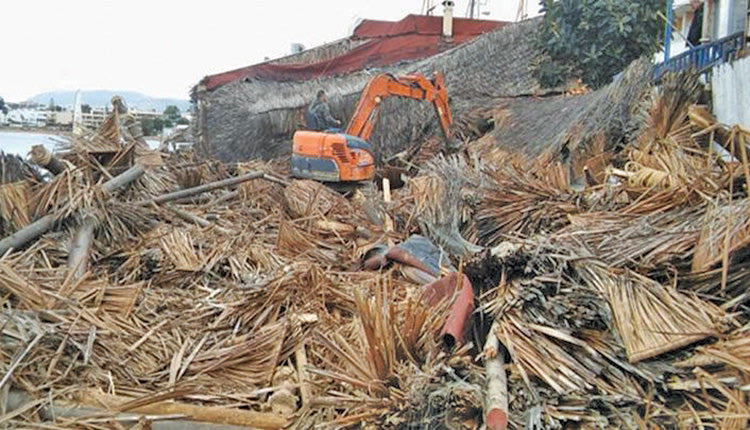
[0,0,536,102]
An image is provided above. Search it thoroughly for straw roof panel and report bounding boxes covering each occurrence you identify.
[197,18,547,162]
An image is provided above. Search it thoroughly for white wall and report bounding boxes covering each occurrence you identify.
[716,0,748,38]
[712,55,750,128]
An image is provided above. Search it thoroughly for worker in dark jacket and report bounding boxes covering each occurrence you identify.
[687,0,704,47]
[306,90,341,131]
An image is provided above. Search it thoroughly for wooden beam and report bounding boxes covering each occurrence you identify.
[134,171,266,206]
[66,215,97,280]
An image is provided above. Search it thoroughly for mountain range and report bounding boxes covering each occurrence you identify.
[27,90,191,112]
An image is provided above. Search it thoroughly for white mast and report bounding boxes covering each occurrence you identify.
[515,0,528,22]
[72,90,84,135]
[421,0,437,15]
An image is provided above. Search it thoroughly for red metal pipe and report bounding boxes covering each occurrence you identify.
[486,408,508,430]
[421,272,474,348]
[441,273,474,348]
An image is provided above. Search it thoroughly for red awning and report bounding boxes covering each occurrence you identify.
[200,15,506,91]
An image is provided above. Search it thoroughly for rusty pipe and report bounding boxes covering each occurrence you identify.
[440,273,474,348]
[421,272,474,348]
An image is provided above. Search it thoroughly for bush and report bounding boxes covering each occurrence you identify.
[534,0,664,89]
[163,105,181,123]
[141,117,167,136]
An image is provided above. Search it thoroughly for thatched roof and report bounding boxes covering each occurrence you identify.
[197,18,547,162]
[269,38,368,67]
[472,59,654,158]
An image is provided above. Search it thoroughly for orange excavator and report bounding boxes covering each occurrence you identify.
[291,72,456,183]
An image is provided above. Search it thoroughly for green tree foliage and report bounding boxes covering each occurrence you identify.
[163,105,181,123]
[176,117,190,125]
[141,117,167,136]
[534,0,664,88]
[48,98,63,112]
[81,104,92,114]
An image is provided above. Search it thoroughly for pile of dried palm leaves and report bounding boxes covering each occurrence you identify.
[389,71,750,429]
[2,72,750,430]
[0,102,482,430]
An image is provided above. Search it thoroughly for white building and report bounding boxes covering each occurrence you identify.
[81,107,108,129]
[659,0,748,63]
[5,109,46,128]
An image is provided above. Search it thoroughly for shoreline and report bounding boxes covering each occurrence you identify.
[0,127,161,140]
[0,126,69,137]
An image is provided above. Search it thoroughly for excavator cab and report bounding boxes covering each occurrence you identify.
[291,131,375,182]
[291,72,455,184]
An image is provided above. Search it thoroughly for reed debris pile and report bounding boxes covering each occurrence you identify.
[1,74,749,429]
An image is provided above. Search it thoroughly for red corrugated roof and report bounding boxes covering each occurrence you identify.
[353,14,504,38]
[200,14,507,91]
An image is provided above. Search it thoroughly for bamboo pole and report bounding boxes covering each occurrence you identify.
[65,165,147,280]
[101,164,146,194]
[133,171,270,206]
[166,205,231,234]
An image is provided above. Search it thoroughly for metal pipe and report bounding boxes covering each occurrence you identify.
[442,1,454,39]
[421,272,475,348]
[440,273,474,348]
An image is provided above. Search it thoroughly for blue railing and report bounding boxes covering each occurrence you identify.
[653,32,746,80]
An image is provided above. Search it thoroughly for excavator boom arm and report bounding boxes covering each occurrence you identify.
[345,72,453,143]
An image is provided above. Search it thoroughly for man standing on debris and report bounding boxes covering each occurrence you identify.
[687,0,704,47]
[306,90,341,131]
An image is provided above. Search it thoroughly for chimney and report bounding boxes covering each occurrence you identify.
[442,1,454,40]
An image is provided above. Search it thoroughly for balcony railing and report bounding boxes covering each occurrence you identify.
[653,32,746,80]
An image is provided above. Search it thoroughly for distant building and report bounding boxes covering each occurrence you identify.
[82,107,108,129]
[79,107,163,130]
[5,109,46,128]
[47,111,73,126]
[0,102,166,131]
[131,110,162,122]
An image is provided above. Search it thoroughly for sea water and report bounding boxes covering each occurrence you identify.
[0,131,160,157]
[0,131,60,156]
